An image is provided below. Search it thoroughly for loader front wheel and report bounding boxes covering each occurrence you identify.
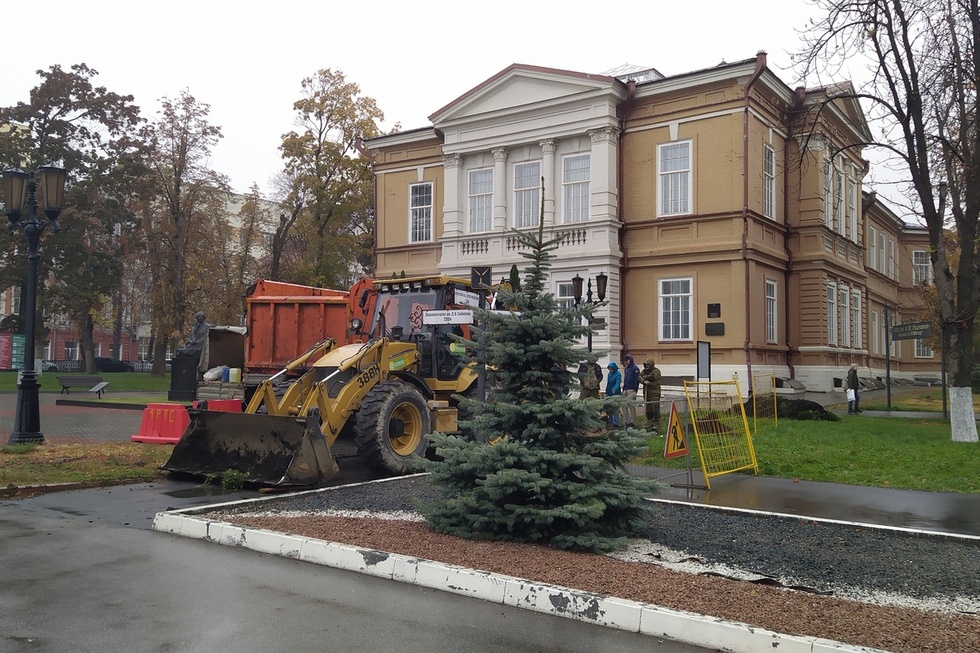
[355,381,431,475]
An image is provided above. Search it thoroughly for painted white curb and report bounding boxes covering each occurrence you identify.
[152,509,885,653]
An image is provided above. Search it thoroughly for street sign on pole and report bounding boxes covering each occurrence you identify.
[891,321,933,341]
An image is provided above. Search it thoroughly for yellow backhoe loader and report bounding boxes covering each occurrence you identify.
[162,275,484,487]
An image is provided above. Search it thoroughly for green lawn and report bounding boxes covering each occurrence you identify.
[0,371,171,393]
[0,442,174,491]
[860,387,980,412]
[645,414,980,494]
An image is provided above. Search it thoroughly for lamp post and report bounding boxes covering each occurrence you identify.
[2,165,67,444]
[571,271,608,352]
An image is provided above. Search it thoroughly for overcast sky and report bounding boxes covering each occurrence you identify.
[4,0,867,201]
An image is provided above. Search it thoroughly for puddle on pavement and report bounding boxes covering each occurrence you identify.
[164,486,240,498]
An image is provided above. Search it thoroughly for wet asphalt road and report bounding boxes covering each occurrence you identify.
[0,480,712,653]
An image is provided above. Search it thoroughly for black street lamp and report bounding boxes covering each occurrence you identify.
[2,165,67,444]
[571,271,608,352]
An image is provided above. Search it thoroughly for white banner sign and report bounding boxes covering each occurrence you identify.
[423,309,474,325]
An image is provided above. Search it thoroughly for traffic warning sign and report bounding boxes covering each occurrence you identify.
[664,401,689,460]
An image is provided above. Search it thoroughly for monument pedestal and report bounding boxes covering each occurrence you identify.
[168,356,198,402]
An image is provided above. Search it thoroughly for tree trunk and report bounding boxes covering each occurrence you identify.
[151,340,168,377]
[948,321,979,442]
[79,313,96,374]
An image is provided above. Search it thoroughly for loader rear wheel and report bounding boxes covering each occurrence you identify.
[355,381,431,475]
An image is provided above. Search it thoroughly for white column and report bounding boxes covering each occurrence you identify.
[492,147,508,231]
[540,139,557,226]
[588,128,618,222]
[441,153,462,237]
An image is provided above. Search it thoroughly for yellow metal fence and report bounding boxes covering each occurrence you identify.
[682,380,759,490]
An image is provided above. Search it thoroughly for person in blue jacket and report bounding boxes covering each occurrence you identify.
[605,361,622,427]
[622,354,640,427]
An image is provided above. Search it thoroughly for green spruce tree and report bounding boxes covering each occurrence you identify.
[417,223,659,553]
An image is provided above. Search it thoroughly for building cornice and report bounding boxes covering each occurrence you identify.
[363,127,441,151]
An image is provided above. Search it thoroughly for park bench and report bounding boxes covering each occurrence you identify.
[57,375,109,399]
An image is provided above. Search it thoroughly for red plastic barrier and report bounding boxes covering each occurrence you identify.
[131,403,191,444]
[205,399,242,413]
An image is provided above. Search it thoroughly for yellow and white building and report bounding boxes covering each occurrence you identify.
[364,54,938,392]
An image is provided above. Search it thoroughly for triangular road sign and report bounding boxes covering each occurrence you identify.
[664,401,689,460]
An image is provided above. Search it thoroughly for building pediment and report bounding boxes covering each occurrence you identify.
[805,81,872,144]
[430,64,623,126]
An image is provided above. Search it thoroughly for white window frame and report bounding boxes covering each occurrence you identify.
[468,168,493,233]
[869,226,877,271]
[65,341,78,361]
[513,161,541,229]
[839,285,850,347]
[562,154,590,223]
[877,232,886,273]
[847,177,857,242]
[763,145,775,220]
[827,282,838,345]
[823,159,833,227]
[557,281,575,311]
[913,250,932,285]
[409,182,433,243]
[658,140,692,217]
[915,339,934,358]
[871,310,879,355]
[835,167,845,236]
[765,279,777,343]
[659,277,692,341]
[888,240,896,279]
[851,290,862,349]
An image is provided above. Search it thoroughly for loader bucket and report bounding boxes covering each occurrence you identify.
[162,410,339,488]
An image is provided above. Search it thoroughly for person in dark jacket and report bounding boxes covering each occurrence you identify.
[846,363,862,414]
[622,354,640,427]
[606,361,622,427]
[639,357,662,430]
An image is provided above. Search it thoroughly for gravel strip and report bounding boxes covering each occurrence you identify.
[206,475,980,653]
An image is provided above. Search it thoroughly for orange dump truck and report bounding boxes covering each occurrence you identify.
[242,278,374,390]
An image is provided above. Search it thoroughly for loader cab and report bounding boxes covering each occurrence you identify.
[368,276,484,381]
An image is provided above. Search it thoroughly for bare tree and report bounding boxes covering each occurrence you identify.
[140,90,229,374]
[796,0,979,442]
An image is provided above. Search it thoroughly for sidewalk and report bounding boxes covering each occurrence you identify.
[648,465,980,538]
[648,387,980,537]
[0,391,146,445]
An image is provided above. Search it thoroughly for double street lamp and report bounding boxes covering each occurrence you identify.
[2,165,67,444]
[571,271,607,352]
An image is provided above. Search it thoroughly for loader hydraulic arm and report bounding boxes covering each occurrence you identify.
[244,339,338,416]
[299,338,420,446]
[273,339,336,380]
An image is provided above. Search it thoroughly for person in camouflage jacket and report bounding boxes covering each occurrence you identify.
[639,357,662,429]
